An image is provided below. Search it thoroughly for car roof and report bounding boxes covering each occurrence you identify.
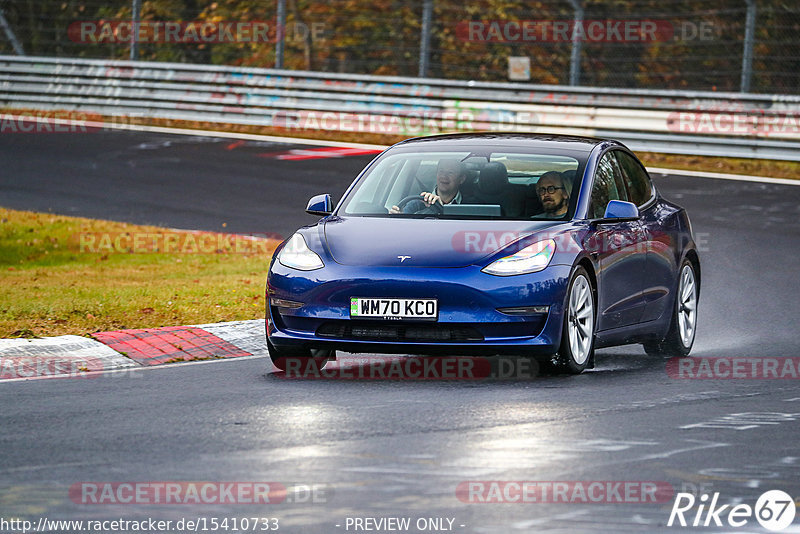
[393,132,617,153]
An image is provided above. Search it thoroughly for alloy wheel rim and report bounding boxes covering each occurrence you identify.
[567,275,593,365]
[678,264,697,348]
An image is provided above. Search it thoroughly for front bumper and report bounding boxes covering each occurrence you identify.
[267,261,572,356]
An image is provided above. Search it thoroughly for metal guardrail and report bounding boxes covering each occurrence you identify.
[2,55,800,161]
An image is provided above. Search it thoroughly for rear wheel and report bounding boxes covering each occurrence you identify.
[554,266,595,374]
[267,339,333,373]
[643,259,697,357]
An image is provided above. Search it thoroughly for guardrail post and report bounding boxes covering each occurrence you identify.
[0,8,23,55]
[419,0,433,77]
[740,0,756,93]
[568,0,583,86]
[276,0,286,69]
[130,0,141,60]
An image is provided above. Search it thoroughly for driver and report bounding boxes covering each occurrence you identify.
[533,171,571,218]
[390,159,467,214]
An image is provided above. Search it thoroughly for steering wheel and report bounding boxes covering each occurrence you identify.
[395,195,444,215]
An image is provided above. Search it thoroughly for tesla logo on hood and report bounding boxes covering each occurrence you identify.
[397,255,411,263]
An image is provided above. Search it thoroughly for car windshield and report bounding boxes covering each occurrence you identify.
[338,149,583,220]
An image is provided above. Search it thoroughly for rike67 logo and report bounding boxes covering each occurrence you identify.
[668,489,796,531]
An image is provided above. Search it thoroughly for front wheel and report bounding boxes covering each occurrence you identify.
[643,259,697,357]
[267,339,333,373]
[554,266,596,374]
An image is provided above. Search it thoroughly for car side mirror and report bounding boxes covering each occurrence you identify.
[597,200,639,223]
[306,194,333,216]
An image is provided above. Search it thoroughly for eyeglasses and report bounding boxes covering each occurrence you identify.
[536,185,565,195]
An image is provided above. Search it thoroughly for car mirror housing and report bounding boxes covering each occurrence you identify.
[306,194,333,216]
[598,200,639,223]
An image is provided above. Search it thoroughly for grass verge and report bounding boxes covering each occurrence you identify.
[0,207,278,338]
[636,151,800,180]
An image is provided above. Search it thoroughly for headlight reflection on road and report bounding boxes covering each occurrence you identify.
[280,405,338,431]
[445,406,576,471]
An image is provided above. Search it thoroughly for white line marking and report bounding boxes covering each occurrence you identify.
[1,113,386,150]
[511,510,590,529]
[545,439,730,479]
[648,166,800,186]
[0,461,97,474]
[0,353,267,384]
[5,114,799,185]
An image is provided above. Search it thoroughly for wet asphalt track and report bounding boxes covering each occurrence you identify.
[1,130,800,533]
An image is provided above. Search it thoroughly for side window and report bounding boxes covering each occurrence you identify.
[615,150,654,207]
[590,152,627,218]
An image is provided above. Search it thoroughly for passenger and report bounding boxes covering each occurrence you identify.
[533,171,572,218]
[390,159,467,214]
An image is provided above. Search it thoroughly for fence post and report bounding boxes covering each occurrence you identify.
[0,8,23,55]
[419,0,433,77]
[276,0,286,69]
[568,0,583,86]
[130,0,141,60]
[740,0,756,92]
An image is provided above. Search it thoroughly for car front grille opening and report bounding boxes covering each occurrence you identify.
[316,322,484,342]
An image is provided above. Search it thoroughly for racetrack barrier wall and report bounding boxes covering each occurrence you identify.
[2,55,799,160]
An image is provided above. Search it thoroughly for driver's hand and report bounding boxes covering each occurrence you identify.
[420,192,442,206]
[389,205,401,215]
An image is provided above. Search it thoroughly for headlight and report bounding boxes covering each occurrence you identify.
[277,233,324,271]
[482,239,556,276]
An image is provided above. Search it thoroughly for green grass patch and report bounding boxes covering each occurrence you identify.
[0,207,279,338]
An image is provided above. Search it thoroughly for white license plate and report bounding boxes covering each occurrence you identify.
[350,298,438,320]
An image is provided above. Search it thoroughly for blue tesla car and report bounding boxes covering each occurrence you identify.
[266,134,700,374]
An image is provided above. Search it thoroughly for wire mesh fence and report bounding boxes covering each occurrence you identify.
[0,0,797,94]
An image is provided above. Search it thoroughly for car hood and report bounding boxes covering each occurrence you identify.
[323,216,563,267]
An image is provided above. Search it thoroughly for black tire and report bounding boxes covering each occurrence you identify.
[554,266,596,375]
[267,338,333,373]
[643,259,698,357]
